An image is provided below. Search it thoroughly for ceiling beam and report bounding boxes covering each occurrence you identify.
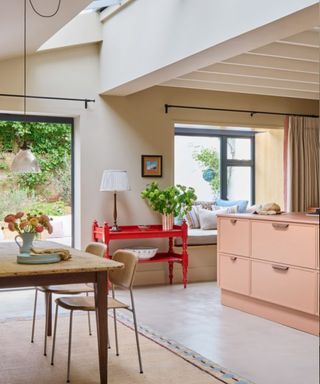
[224,53,319,73]
[279,30,319,47]
[162,78,319,100]
[177,72,318,92]
[251,42,318,61]
[198,63,319,83]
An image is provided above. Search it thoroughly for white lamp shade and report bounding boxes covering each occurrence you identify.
[100,170,130,192]
[11,149,41,173]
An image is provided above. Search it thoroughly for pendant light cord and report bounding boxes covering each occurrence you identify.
[22,0,62,145]
[28,0,62,18]
[23,0,27,136]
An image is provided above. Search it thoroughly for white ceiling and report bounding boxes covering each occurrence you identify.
[0,0,91,61]
[162,27,320,100]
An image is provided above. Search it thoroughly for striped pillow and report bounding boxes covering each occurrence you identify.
[185,206,200,228]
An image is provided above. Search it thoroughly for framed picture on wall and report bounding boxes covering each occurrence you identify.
[141,155,163,177]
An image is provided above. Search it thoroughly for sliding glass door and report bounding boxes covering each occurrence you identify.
[0,114,74,246]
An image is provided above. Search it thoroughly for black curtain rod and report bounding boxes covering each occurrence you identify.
[0,93,95,109]
[164,104,319,118]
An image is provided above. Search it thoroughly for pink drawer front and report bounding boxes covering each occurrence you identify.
[218,218,250,257]
[251,221,317,269]
[251,260,317,314]
[219,254,250,295]
[317,273,319,316]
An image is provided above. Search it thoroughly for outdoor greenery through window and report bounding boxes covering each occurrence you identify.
[174,126,255,204]
[0,119,73,245]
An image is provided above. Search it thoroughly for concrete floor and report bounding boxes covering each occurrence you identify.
[0,282,318,384]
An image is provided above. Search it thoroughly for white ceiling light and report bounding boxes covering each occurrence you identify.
[11,148,41,173]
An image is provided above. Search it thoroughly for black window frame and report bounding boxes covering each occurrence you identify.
[175,127,256,204]
[0,113,75,246]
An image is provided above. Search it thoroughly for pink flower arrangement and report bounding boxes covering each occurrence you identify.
[4,212,53,235]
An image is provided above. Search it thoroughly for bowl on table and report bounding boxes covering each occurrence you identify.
[124,246,158,260]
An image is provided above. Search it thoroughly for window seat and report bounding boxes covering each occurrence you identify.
[175,228,217,246]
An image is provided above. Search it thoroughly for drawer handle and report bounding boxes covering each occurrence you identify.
[230,256,237,261]
[230,219,237,225]
[272,264,289,271]
[272,223,289,230]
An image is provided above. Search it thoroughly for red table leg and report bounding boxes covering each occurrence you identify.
[182,220,188,288]
[168,262,174,284]
[95,271,108,384]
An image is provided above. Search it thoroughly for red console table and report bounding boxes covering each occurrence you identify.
[92,220,189,288]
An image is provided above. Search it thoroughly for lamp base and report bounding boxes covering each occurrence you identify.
[110,225,121,232]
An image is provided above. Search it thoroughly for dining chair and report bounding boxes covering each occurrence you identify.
[31,242,107,357]
[50,250,143,383]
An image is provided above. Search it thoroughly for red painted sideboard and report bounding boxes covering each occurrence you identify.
[92,220,189,288]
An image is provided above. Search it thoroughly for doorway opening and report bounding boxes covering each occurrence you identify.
[0,114,74,246]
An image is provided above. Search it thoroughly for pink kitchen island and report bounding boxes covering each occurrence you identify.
[217,212,319,335]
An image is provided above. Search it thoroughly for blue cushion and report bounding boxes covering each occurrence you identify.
[215,198,248,213]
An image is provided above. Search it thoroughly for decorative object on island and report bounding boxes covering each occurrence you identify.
[141,182,197,230]
[4,211,53,255]
[257,202,281,215]
[141,155,163,177]
[10,0,40,173]
[100,170,130,231]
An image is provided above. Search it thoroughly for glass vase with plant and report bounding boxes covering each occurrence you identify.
[141,182,197,229]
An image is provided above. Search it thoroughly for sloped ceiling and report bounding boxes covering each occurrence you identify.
[0,0,91,61]
[162,27,320,100]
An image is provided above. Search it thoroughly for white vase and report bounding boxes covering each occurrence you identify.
[162,214,173,231]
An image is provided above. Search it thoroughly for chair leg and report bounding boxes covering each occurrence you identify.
[107,329,111,349]
[130,289,143,374]
[51,304,59,366]
[113,309,119,356]
[31,288,38,343]
[86,293,92,336]
[67,310,74,383]
[44,292,49,356]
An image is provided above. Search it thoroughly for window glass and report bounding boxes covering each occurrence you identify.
[174,136,220,201]
[227,166,252,204]
[227,138,251,160]
[0,121,73,246]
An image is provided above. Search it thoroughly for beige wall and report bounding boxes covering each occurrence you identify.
[256,129,284,208]
[0,44,317,250]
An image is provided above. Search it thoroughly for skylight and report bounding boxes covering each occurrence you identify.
[85,0,122,12]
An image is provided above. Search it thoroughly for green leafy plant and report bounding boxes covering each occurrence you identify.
[0,120,71,203]
[192,146,220,195]
[141,182,197,218]
[26,201,66,217]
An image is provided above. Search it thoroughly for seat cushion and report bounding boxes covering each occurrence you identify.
[39,284,94,294]
[56,296,129,311]
[175,229,217,246]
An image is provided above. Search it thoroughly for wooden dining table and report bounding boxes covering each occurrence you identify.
[0,241,123,384]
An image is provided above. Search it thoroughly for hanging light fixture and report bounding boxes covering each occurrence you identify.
[11,0,40,173]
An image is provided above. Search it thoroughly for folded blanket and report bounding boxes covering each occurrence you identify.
[30,247,72,261]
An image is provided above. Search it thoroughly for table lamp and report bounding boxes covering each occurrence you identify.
[100,170,130,231]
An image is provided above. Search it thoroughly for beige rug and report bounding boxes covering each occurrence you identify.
[0,314,224,384]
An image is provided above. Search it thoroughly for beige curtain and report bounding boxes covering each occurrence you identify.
[285,116,320,212]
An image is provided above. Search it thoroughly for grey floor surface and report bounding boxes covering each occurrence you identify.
[0,282,318,384]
